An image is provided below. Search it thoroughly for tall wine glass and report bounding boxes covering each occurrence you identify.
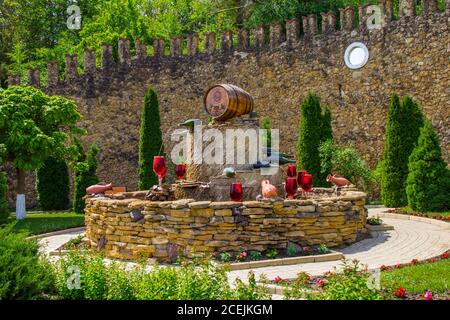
[175,163,186,181]
[287,165,297,178]
[285,177,298,199]
[300,173,313,195]
[230,182,244,202]
[153,156,166,188]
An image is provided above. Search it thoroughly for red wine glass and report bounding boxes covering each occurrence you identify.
[285,177,298,199]
[175,163,186,181]
[230,182,244,202]
[153,156,166,187]
[287,165,297,178]
[300,173,313,194]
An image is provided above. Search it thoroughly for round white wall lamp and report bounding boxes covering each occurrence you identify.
[344,42,369,70]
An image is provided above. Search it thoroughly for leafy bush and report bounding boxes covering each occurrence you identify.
[54,250,269,300]
[139,88,164,190]
[319,140,374,192]
[367,217,383,226]
[0,171,10,224]
[381,94,424,207]
[318,244,329,254]
[297,92,333,187]
[249,251,262,261]
[234,272,270,300]
[219,252,232,263]
[406,121,449,212]
[0,225,55,299]
[73,143,100,214]
[287,244,297,257]
[266,248,278,259]
[36,157,70,210]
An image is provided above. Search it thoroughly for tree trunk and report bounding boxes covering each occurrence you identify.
[16,168,26,220]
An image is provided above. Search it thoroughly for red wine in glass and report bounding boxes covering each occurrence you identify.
[300,173,313,193]
[175,163,186,180]
[230,182,244,202]
[285,177,298,199]
[153,156,166,187]
[297,171,307,186]
[287,165,297,178]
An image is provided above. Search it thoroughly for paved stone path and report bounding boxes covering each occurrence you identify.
[228,207,450,282]
[37,207,450,283]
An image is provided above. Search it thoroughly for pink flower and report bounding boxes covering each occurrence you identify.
[274,276,283,283]
[424,291,433,300]
[317,279,325,287]
[395,263,403,269]
[240,251,248,258]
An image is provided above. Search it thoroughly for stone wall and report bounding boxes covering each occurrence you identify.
[85,192,367,261]
[7,3,450,208]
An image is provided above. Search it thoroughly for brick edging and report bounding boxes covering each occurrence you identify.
[27,227,86,240]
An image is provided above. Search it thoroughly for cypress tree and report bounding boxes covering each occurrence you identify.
[297,93,323,185]
[73,144,99,214]
[406,121,449,212]
[381,94,424,207]
[0,171,9,224]
[139,88,164,190]
[36,157,70,210]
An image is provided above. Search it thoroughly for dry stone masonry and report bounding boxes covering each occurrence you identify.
[85,191,368,261]
[7,1,450,207]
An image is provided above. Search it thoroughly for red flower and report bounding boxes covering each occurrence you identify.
[274,276,283,283]
[395,263,403,269]
[441,252,449,259]
[410,259,420,266]
[394,287,406,298]
[380,265,391,271]
[317,279,326,287]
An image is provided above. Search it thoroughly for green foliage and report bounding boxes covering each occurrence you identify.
[318,244,329,254]
[366,217,382,226]
[219,252,232,262]
[319,140,374,192]
[0,172,9,224]
[233,272,270,300]
[73,144,100,214]
[54,250,269,300]
[10,212,85,236]
[139,88,163,190]
[265,248,278,259]
[261,116,272,149]
[36,157,70,210]
[406,121,449,212]
[381,94,424,207]
[297,92,333,187]
[249,251,262,261]
[287,244,297,257]
[0,225,55,299]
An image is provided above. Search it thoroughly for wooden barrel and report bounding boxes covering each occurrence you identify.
[204,84,254,121]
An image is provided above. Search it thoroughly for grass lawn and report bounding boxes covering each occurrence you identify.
[6,211,85,236]
[381,259,450,294]
[399,207,450,217]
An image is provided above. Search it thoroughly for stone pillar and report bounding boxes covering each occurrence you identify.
[221,31,233,52]
[320,12,336,34]
[170,37,182,57]
[7,74,21,86]
[399,0,415,17]
[118,38,130,64]
[135,39,148,62]
[269,23,282,48]
[340,7,354,31]
[237,29,249,51]
[253,26,265,49]
[422,0,438,14]
[379,0,394,25]
[47,61,59,86]
[447,0,450,15]
[286,19,299,45]
[204,32,216,54]
[28,67,40,88]
[187,34,199,56]
[65,54,78,81]
[84,48,96,74]
[308,14,318,35]
[153,38,164,58]
[101,43,113,70]
[358,4,371,31]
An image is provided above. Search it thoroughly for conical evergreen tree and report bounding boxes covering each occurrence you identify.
[381,94,424,207]
[139,88,164,190]
[36,157,70,210]
[73,144,99,214]
[406,121,449,212]
[297,93,323,185]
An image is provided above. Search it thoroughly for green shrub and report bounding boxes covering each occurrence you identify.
[266,248,278,259]
[297,93,333,187]
[319,140,374,192]
[406,121,449,212]
[219,252,232,262]
[0,226,55,299]
[381,94,424,207]
[261,116,272,149]
[139,88,164,190]
[73,144,99,214]
[233,272,270,300]
[249,251,262,261]
[0,171,9,224]
[36,157,70,210]
[287,244,297,257]
[318,244,329,254]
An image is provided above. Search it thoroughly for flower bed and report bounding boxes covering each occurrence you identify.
[385,208,449,222]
